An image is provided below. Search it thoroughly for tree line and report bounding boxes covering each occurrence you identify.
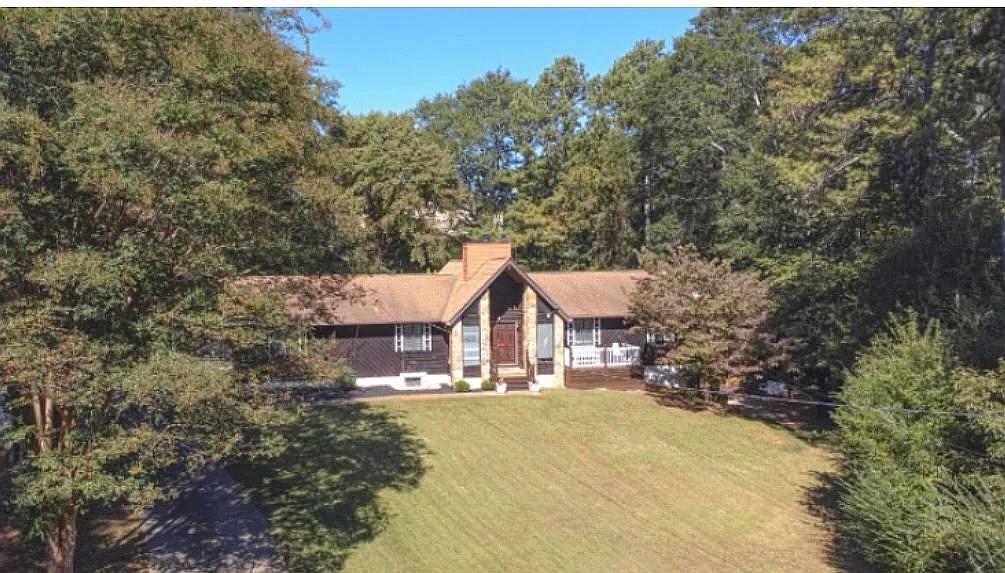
[393,9,1005,389]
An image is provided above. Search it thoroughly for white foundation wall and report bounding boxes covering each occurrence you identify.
[355,373,452,392]
[535,374,558,388]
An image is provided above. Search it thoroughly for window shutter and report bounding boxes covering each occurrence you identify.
[566,320,573,346]
[593,318,601,347]
[394,324,402,352]
[423,324,432,352]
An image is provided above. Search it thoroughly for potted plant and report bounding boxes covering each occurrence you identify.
[491,364,506,394]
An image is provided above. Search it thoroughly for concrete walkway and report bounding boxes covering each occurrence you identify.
[142,465,283,573]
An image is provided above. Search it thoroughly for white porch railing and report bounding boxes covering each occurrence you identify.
[567,345,641,369]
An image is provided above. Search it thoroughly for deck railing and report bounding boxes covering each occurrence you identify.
[567,345,640,369]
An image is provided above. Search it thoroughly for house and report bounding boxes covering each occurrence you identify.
[250,242,648,391]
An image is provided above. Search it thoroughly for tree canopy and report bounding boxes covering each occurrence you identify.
[0,8,362,571]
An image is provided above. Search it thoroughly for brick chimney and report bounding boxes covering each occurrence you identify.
[462,242,512,279]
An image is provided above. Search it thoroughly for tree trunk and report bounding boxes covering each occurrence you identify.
[46,505,77,573]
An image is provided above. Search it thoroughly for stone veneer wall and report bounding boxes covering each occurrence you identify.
[522,286,537,374]
[553,314,566,387]
[479,291,491,380]
[450,320,463,382]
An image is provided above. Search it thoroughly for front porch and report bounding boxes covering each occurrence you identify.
[565,344,641,369]
[564,344,644,390]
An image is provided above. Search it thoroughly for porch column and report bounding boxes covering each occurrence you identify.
[553,314,566,387]
[479,291,491,380]
[450,321,463,382]
[522,286,537,375]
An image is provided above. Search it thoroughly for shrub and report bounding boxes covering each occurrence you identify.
[453,379,471,392]
[335,369,357,392]
[480,378,494,391]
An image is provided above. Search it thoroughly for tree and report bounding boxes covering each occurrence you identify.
[834,314,1005,572]
[640,11,784,254]
[506,118,639,270]
[628,247,785,388]
[336,112,463,271]
[415,69,534,225]
[765,8,1005,376]
[0,9,361,571]
[518,56,589,202]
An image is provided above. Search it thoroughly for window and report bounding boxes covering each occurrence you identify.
[395,324,432,352]
[463,323,480,366]
[568,318,600,347]
[403,375,423,388]
[537,321,554,361]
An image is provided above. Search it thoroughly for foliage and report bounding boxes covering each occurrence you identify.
[629,247,786,386]
[480,378,494,391]
[416,69,534,224]
[335,112,463,271]
[835,314,1005,572]
[0,8,362,570]
[453,379,470,393]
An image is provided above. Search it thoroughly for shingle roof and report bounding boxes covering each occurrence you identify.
[237,260,646,325]
[437,259,463,275]
[527,270,647,318]
[235,274,455,325]
[439,256,510,323]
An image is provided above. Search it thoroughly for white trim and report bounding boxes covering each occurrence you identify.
[462,322,480,366]
[395,323,432,352]
[568,317,600,348]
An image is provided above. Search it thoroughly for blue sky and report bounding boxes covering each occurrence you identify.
[306,8,700,115]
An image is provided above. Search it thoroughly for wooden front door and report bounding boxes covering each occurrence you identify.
[492,322,521,366]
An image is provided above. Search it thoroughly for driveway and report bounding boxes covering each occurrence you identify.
[142,465,283,572]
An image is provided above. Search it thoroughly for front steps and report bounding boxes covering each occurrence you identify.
[500,377,530,391]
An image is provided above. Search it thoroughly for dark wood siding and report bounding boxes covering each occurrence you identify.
[600,318,643,347]
[490,273,524,322]
[490,272,524,367]
[566,366,643,390]
[320,324,449,378]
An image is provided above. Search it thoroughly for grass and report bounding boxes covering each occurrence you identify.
[232,391,837,572]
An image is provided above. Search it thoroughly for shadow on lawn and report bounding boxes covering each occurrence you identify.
[803,472,876,573]
[231,402,428,572]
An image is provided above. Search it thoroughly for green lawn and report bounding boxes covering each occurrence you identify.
[232,391,837,572]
